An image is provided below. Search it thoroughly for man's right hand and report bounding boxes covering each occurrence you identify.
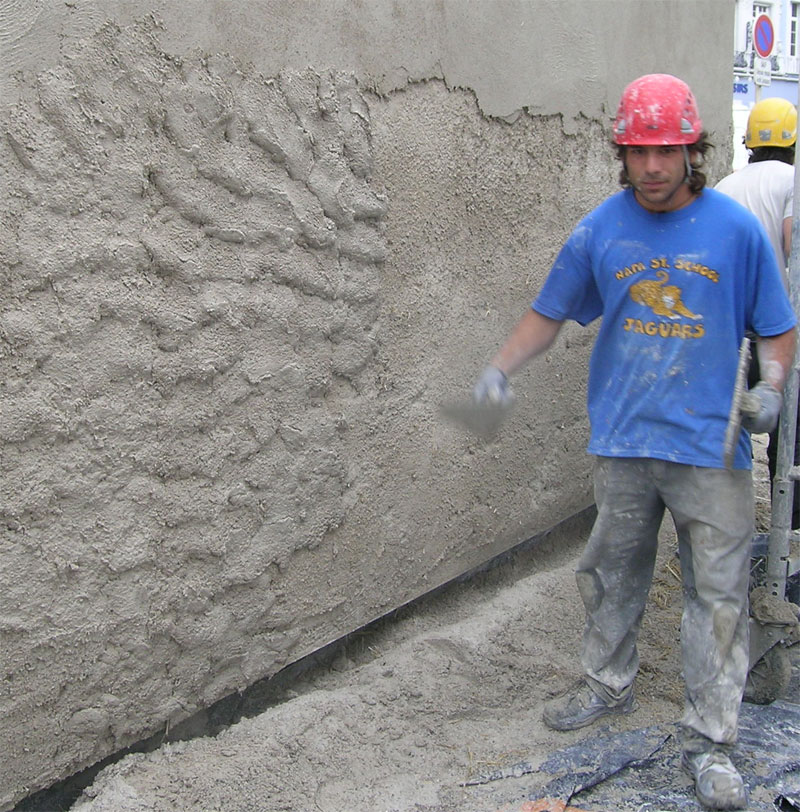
[473,365,514,406]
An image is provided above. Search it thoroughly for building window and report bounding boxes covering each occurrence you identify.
[792,3,800,56]
[754,3,770,16]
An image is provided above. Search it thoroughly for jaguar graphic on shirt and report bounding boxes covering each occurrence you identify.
[629,270,702,320]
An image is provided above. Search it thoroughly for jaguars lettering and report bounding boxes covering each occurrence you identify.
[623,318,706,338]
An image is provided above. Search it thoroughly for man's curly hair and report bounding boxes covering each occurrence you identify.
[614,131,715,194]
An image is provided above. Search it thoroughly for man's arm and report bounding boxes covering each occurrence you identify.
[782,216,792,265]
[489,309,565,377]
[756,326,797,393]
[744,326,798,434]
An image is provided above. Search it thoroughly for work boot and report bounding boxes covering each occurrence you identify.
[542,680,635,731]
[682,749,747,810]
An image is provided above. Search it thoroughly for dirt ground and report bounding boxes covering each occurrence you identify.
[29,440,797,812]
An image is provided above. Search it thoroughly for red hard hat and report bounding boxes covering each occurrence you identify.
[613,74,703,145]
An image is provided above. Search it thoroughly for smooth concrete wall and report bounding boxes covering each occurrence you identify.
[0,1,733,806]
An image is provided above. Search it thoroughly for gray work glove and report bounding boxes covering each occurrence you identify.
[742,381,783,435]
[473,365,514,407]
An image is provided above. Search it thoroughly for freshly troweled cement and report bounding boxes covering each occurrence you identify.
[0,2,733,807]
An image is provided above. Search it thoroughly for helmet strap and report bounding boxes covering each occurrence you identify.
[683,145,693,182]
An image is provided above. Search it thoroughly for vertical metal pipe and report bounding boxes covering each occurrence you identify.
[765,80,800,598]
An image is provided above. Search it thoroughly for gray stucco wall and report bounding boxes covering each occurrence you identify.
[0,1,733,806]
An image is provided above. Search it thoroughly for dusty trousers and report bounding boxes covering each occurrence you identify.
[578,457,753,747]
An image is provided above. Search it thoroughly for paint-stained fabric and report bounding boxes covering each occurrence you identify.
[532,187,796,469]
[580,458,753,745]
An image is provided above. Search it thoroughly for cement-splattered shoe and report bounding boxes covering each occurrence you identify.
[542,680,635,731]
[682,749,747,810]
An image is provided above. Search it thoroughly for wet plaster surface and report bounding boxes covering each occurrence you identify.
[0,3,738,807]
[0,12,605,806]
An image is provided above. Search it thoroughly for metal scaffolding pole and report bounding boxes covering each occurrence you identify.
[766,80,800,600]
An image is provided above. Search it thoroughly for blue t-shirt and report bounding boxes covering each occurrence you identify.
[533,187,796,469]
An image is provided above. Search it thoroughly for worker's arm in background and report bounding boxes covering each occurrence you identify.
[473,309,564,404]
[747,326,798,433]
[782,215,792,265]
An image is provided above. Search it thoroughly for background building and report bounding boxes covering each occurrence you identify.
[733,0,800,166]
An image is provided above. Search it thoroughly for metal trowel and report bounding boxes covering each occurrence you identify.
[439,399,513,438]
[723,337,761,469]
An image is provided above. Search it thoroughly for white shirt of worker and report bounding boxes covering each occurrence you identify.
[715,160,794,275]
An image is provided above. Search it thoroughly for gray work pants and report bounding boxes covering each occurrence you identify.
[578,458,753,748]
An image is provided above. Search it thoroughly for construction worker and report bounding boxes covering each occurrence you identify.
[716,97,795,274]
[716,97,799,529]
[473,74,797,810]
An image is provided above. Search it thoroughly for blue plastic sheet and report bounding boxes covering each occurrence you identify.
[467,699,800,811]
[535,701,800,811]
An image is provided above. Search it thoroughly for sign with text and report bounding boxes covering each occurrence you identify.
[754,56,772,86]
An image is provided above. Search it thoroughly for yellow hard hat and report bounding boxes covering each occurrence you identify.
[745,97,797,148]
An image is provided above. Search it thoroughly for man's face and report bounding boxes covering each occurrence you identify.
[624,145,695,212]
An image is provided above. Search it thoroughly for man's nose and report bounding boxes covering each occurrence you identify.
[643,152,660,173]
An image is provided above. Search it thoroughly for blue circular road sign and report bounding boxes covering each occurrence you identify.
[754,14,774,58]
